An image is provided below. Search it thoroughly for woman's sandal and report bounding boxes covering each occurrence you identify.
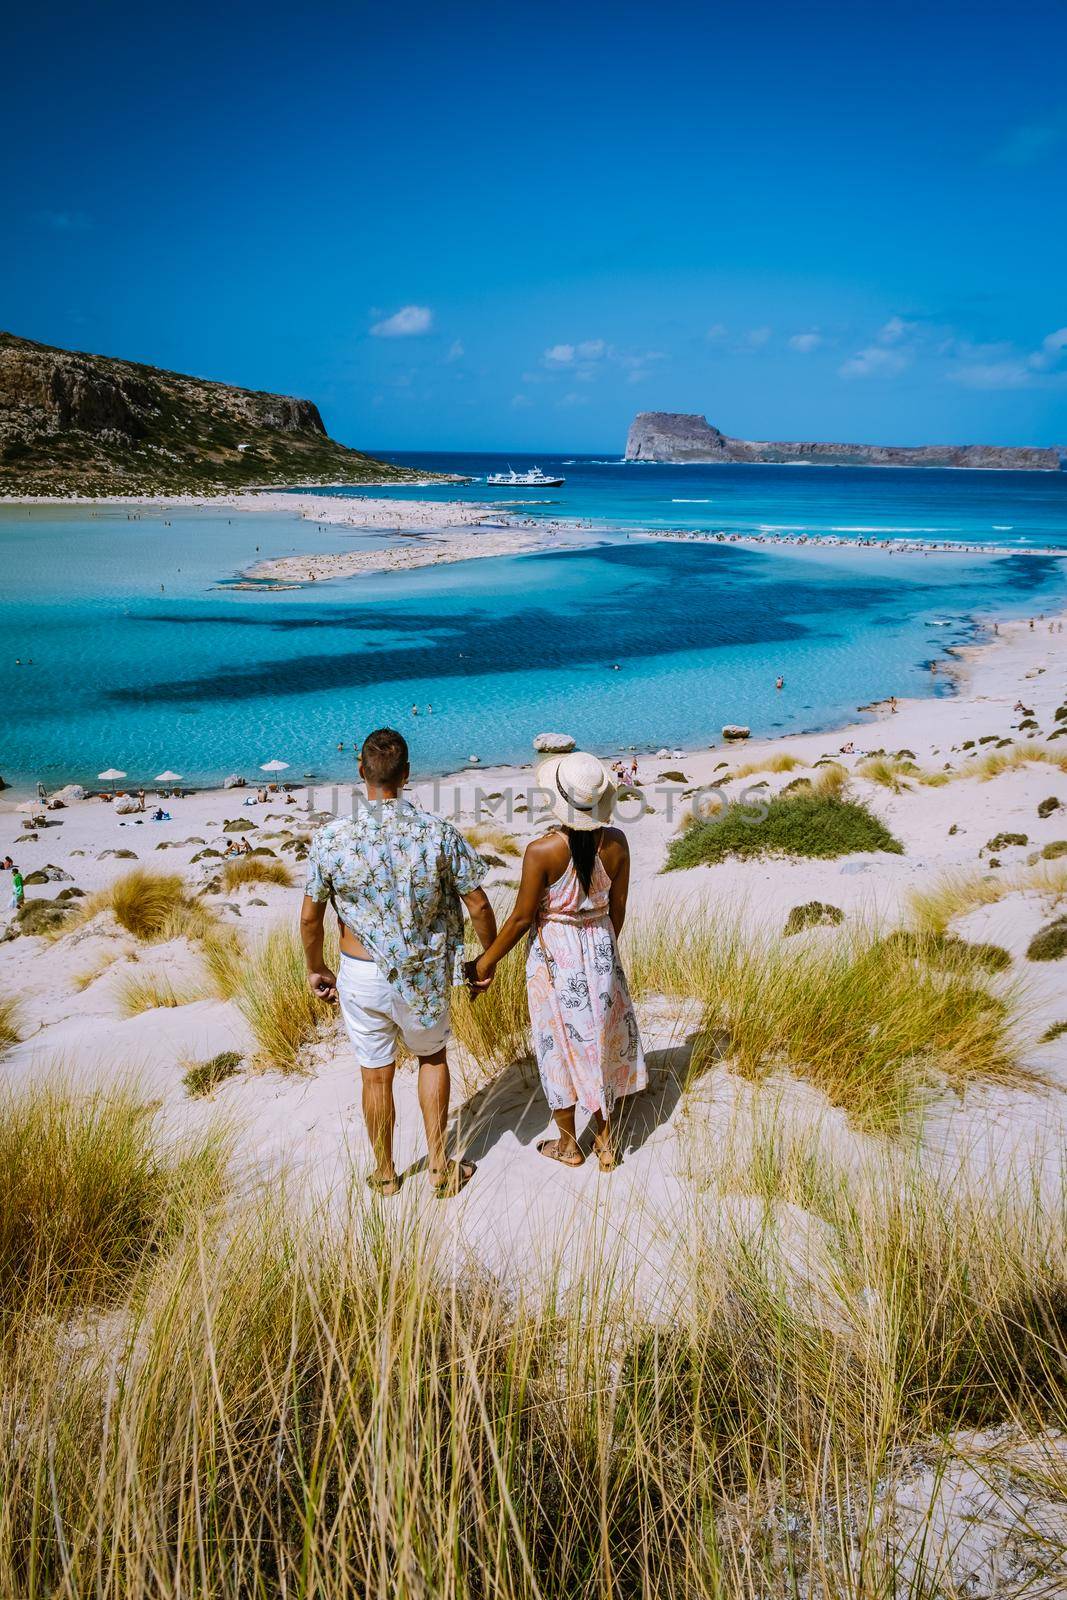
[592,1137,619,1172]
[537,1139,585,1168]
[431,1159,476,1199]
[367,1171,402,1197]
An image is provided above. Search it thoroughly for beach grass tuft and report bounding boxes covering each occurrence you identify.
[462,822,521,857]
[66,867,216,944]
[0,1077,228,1327]
[115,970,202,1017]
[221,856,294,891]
[732,751,805,778]
[628,909,1021,1128]
[450,938,531,1078]
[228,924,340,1072]
[0,997,19,1054]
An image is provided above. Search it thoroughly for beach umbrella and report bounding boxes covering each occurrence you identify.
[154,770,183,782]
[259,759,290,773]
[98,767,127,793]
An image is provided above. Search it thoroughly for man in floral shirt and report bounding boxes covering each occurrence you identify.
[301,728,496,1198]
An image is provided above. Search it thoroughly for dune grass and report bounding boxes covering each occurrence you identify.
[115,970,202,1017]
[4,1102,1067,1600]
[226,924,340,1072]
[965,740,1067,780]
[462,822,521,857]
[450,936,531,1078]
[627,910,1020,1129]
[0,1079,227,1328]
[732,750,805,778]
[221,855,294,891]
[857,754,950,791]
[907,861,1067,936]
[666,788,902,870]
[66,867,215,944]
[72,950,125,991]
[0,998,19,1054]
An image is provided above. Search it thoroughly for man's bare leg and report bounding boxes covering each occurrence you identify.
[419,1049,474,1194]
[361,1061,398,1188]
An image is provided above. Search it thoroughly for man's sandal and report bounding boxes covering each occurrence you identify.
[367,1172,402,1197]
[431,1159,475,1198]
[536,1139,585,1168]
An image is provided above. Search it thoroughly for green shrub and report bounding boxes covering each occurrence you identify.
[665,791,903,870]
[783,902,845,936]
[1042,841,1067,861]
[984,833,1028,852]
[1040,1020,1067,1043]
[1038,796,1063,820]
[1027,917,1067,962]
[880,928,1012,974]
[183,1051,243,1097]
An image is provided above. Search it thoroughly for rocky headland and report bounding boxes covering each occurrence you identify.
[625,411,1066,470]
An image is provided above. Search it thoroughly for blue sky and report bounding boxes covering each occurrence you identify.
[3,0,1066,453]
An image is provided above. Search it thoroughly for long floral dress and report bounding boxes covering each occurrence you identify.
[527,851,646,1118]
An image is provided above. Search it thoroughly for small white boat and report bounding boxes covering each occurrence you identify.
[486,465,565,487]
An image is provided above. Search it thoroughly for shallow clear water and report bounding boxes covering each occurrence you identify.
[321,451,1067,545]
[2,468,1066,793]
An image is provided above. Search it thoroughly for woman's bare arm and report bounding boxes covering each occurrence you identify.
[604,831,630,938]
[472,837,557,982]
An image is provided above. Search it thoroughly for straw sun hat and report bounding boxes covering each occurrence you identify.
[536,750,617,831]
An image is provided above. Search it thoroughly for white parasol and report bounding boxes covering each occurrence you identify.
[154,770,183,782]
[259,759,290,773]
[98,768,127,792]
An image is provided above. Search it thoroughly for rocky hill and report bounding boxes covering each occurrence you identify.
[0,332,427,494]
[625,411,1065,471]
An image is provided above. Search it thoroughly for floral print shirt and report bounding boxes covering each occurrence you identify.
[305,799,487,1025]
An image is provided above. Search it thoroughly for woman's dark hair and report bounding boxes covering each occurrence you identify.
[563,826,603,894]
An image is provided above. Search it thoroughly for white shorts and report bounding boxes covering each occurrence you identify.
[337,954,450,1069]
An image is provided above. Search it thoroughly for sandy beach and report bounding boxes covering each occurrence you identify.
[3,608,1066,1296]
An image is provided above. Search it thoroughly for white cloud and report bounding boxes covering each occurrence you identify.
[543,343,575,366]
[1029,326,1067,371]
[510,393,532,408]
[839,345,910,380]
[705,323,728,342]
[788,331,822,353]
[877,316,912,345]
[558,391,590,407]
[948,360,1033,390]
[576,338,606,360]
[746,326,773,348]
[445,339,464,362]
[370,305,433,337]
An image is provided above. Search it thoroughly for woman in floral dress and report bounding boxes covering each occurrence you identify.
[470,752,645,1169]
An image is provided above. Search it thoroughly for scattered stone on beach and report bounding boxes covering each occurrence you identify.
[99,848,138,860]
[722,725,751,742]
[23,864,72,885]
[114,798,139,814]
[533,732,576,754]
[53,784,85,803]
[224,774,247,789]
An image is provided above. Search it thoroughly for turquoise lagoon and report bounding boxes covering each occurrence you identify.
[2,460,1066,792]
